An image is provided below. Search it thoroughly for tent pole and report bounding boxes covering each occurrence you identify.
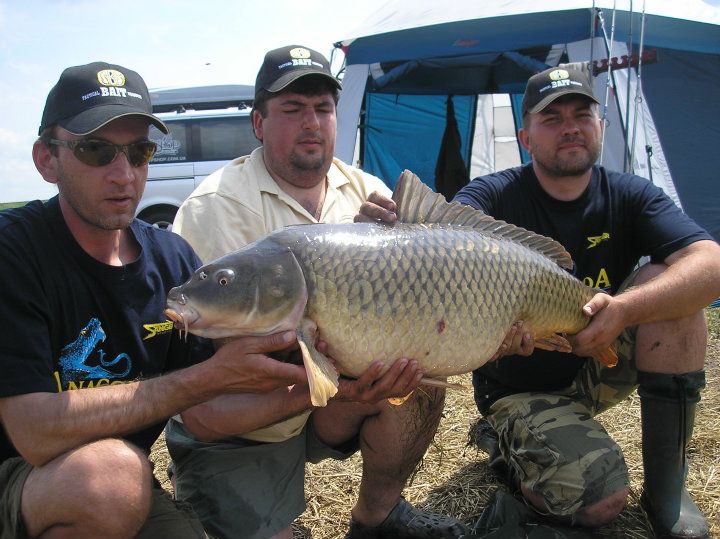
[598,4,617,162]
[623,0,634,172]
[630,1,648,176]
[597,5,632,168]
[590,2,597,68]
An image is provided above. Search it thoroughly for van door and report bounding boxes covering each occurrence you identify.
[190,115,260,186]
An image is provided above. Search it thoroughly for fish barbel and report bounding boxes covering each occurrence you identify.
[165,171,616,406]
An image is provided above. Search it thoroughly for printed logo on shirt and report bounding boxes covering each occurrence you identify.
[587,232,610,249]
[143,320,174,341]
[54,317,132,392]
[582,267,612,291]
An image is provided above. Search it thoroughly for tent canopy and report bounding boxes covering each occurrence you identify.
[334,0,720,240]
[340,1,720,64]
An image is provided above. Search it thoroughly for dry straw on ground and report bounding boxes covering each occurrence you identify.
[151,310,720,538]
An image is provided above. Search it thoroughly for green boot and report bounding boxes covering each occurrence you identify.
[638,370,708,539]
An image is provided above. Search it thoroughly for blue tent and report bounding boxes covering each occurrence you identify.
[334,0,720,240]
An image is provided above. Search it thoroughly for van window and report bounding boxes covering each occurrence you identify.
[195,117,258,161]
[149,123,190,163]
[138,86,260,229]
[148,115,258,165]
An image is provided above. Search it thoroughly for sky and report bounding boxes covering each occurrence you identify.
[0,0,388,203]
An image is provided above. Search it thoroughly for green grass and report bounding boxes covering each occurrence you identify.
[0,201,28,210]
[708,307,719,339]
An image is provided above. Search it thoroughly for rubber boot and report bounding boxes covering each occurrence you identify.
[638,370,709,539]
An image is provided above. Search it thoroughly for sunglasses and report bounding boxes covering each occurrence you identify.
[48,138,157,167]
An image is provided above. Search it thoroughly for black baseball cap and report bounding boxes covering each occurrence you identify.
[521,66,599,116]
[254,45,341,98]
[39,61,168,136]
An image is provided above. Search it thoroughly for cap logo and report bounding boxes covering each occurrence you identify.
[97,69,126,87]
[548,69,569,82]
[289,47,311,59]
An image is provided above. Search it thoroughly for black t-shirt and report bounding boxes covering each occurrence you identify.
[0,197,213,463]
[453,164,713,412]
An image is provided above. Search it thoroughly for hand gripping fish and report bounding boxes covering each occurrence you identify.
[165,171,616,407]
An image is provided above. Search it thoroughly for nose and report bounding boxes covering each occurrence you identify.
[301,108,320,131]
[107,149,137,185]
[560,117,581,135]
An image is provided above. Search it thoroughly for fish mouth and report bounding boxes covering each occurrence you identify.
[164,306,200,340]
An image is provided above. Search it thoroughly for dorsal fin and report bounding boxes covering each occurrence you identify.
[391,170,573,270]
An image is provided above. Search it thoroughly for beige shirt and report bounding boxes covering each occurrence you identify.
[174,147,391,263]
[173,147,391,442]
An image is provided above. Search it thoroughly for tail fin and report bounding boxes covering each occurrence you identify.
[594,346,618,368]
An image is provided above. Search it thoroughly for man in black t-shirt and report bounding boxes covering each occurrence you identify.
[0,62,308,539]
[358,67,720,538]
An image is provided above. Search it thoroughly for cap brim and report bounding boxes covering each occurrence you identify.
[527,89,600,114]
[265,70,341,93]
[60,104,169,136]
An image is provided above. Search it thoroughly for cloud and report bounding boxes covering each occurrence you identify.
[0,127,52,203]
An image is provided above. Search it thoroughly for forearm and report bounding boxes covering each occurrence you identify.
[180,384,313,442]
[0,360,223,466]
[618,241,720,326]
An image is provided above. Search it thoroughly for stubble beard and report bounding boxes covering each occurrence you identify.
[290,153,327,173]
[56,163,137,231]
[536,138,602,178]
[283,141,333,186]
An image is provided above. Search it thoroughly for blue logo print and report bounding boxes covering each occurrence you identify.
[58,318,132,386]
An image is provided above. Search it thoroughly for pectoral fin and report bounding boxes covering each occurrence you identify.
[536,334,618,368]
[535,334,573,353]
[419,377,469,390]
[296,320,339,407]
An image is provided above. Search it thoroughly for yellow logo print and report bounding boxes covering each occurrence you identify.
[548,69,570,81]
[289,47,311,59]
[587,232,610,249]
[143,321,174,341]
[96,69,126,87]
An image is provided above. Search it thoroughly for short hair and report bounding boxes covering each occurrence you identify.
[38,125,58,156]
[252,76,340,119]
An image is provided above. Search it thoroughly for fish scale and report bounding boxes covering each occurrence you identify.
[165,171,616,407]
[277,223,590,379]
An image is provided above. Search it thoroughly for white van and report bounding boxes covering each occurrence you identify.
[137,85,261,228]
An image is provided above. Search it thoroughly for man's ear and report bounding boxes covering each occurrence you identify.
[32,140,59,185]
[518,127,531,153]
[251,110,263,143]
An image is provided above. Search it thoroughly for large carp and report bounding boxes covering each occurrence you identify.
[166,171,615,406]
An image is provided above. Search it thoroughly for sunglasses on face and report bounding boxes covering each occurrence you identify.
[48,138,157,167]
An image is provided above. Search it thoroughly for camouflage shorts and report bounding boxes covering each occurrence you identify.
[483,265,653,518]
[486,317,639,519]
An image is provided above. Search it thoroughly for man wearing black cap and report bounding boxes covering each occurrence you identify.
[168,46,467,539]
[359,65,720,538]
[0,61,308,539]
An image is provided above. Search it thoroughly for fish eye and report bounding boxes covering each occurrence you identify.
[198,271,208,280]
[216,269,235,286]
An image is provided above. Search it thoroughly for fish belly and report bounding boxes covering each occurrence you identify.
[292,225,592,378]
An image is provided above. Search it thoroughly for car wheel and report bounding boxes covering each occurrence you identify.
[138,207,178,231]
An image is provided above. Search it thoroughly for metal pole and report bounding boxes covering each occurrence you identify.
[597,5,617,162]
[630,1,648,176]
[623,0,634,172]
[590,1,597,68]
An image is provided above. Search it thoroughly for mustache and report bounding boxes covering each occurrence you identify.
[559,135,585,146]
[297,133,324,144]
